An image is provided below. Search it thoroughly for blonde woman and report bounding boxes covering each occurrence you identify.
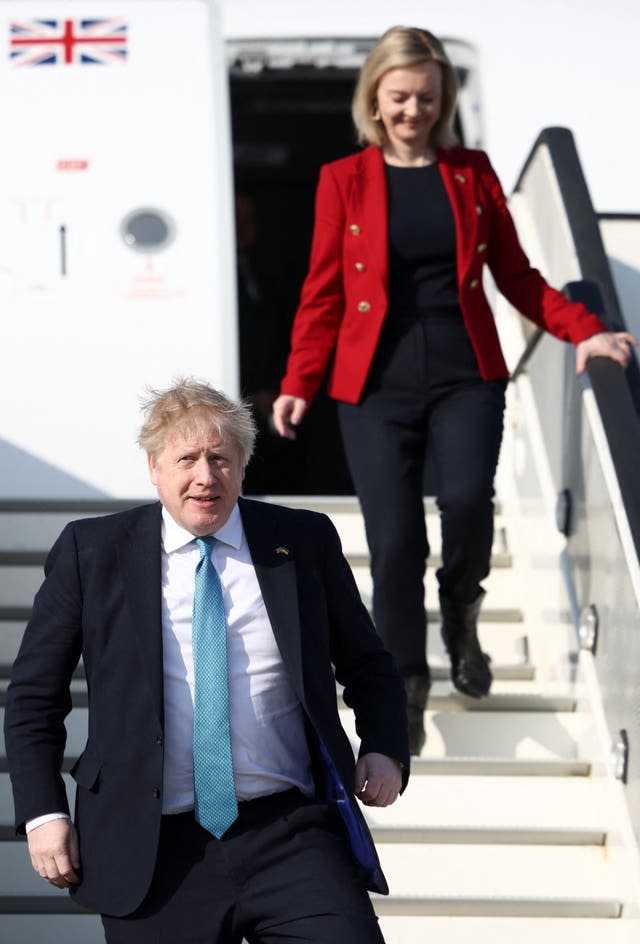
[273,26,636,754]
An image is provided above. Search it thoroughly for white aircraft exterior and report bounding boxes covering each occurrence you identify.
[0,0,482,498]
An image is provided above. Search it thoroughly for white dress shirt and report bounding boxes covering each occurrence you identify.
[27,502,314,833]
[160,503,314,812]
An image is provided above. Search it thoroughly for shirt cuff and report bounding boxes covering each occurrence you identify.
[26,812,71,834]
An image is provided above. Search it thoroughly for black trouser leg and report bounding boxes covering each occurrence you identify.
[338,392,429,676]
[428,380,506,603]
[101,794,383,944]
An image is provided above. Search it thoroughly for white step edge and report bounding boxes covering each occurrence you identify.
[375,843,630,902]
[338,691,573,712]
[379,915,640,943]
[0,915,103,943]
[409,758,590,776]
[370,826,605,845]
[373,897,622,918]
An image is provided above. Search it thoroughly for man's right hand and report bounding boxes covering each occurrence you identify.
[272,395,308,440]
[28,818,81,888]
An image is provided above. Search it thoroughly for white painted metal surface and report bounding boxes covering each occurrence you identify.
[0,0,236,499]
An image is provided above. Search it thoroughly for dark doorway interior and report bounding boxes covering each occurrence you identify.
[231,69,359,495]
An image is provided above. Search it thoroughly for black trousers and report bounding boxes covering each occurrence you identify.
[101,790,383,944]
[337,315,507,677]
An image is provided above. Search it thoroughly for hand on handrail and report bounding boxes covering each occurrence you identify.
[576,331,638,374]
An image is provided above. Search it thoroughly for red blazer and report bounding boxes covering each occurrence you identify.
[280,145,606,405]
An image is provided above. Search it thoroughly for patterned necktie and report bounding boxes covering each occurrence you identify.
[192,536,238,837]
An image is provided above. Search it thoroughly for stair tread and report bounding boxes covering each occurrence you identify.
[0,840,627,899]
[375,843,629,899]
[339,708,590,761]
[370,824,606,845]
[352,566,524,608]
[363,775,608,831]
[339,687,575,713]
[0,914,102,941]
[379,916,640,942]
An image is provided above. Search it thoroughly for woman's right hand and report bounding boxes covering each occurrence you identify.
[272,395,308,440]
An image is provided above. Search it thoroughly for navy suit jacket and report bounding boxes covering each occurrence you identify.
[4,497,409,916]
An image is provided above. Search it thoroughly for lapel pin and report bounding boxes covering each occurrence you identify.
[275,546,290,556]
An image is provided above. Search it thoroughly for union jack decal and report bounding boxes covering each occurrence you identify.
[9,18,128,66]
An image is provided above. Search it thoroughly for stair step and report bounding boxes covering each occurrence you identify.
[426,690,575,711]
[429,621,530,663]
[379,916,640,943]
[0,569,46,608]
[339,689,573,713]
[269,495,503,516]
[364,606,526,625]
[339,708,591,763]
[371,826,605,844]
[409,757,590,776]
[374,896,621,918]
[0,622,27,669]
[363,775,608,832]
[0,914,103,941]
[352,565,523,609]
[0,896,89,914]
[346,551,512,569]
[373,843,628,914]
[429,662,535,681]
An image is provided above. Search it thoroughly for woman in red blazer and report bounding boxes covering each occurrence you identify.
[273,26,635,754]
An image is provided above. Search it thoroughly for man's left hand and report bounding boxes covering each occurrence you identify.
[354,752,402,807]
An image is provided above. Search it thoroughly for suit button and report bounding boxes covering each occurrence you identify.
[155,735,163,745]
[470,279,480,289]
[152,787,161,799]
[357,301,371,312]
[476,204,483,216]
[477,243,487,253]
[354,262,366,272]
[349,224,361,235]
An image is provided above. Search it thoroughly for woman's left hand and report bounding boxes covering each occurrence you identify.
[576,331,638,374]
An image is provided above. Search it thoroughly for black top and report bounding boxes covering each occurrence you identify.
[385,162,461,319]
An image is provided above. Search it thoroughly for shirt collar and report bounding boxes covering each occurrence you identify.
[161,502,244,554]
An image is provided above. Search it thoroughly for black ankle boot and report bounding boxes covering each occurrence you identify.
[403,673,431,755]
[439,591,492,698]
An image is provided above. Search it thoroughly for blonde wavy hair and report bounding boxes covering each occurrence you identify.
[352,26,458,149]
[138,377,256,466]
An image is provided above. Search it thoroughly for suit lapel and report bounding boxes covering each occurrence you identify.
[238,498,306,706]
[118,502,164,726]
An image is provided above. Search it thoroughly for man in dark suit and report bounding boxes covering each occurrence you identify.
[5,378,409,943]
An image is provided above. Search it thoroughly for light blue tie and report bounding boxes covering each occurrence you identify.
[192,536,238,837]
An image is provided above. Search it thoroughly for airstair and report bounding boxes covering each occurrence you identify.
[0,481,639,942]
[2,127,640,942]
